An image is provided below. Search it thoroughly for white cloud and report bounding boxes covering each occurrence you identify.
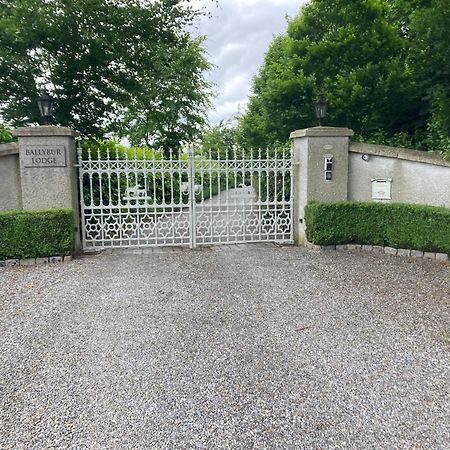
[222,74,247,101]
[193,0,305,124]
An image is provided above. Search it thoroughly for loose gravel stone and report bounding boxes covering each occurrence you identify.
[0,244,449,450]
[49,256,63,263]
[5,259,19,267]
[305,241,321,251]
[35,257,49,265]
[19,259,35,266]
[436,253,449,262]
[320,245,336,251]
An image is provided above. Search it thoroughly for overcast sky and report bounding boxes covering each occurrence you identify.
[194,0,305,125]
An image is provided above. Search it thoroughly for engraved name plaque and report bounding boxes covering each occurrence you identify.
[23,145,67,167]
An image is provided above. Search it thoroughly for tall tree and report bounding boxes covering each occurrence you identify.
[239,0,425,149]
[407,0,450,154]
[121,35,212,150]
[0,0,212,150]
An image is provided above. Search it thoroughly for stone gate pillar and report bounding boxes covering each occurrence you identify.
[13,126,81,250]
[290,126,354,245]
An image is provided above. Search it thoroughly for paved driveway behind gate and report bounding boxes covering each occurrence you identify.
[0,245,449,449]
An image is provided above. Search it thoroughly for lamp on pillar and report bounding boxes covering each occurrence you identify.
[315,93,327,126]
[37,91,55,125]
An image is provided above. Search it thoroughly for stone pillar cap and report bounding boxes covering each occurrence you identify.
[290,126,354,139]
[13,126,79,137]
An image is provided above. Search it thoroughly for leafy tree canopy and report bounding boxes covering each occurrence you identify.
[200,118,239,159]
[406,0,450,155]
[0,0,212,151]
[239,0,449,157]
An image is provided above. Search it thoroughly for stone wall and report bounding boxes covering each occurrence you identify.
[0,142,22,211]
[348,142,450,208]
[0,127,81,251]
[1,127,449,252]
[290,127,354,244]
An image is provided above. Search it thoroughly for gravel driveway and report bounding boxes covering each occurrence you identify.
[0,245,449,449]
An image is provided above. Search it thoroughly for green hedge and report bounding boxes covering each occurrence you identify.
[305,201,450,254]
[0,209,74,260]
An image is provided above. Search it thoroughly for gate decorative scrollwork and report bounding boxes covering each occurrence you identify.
[77,145,293,249]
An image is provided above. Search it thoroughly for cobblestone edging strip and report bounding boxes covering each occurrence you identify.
[307,241,450,263]
[0,255,72,268]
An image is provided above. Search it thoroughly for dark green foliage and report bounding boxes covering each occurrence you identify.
[239,0,450,158]
[305,201,450,253]
[384,203,450,252]
[0,0,212,151]
[239,0,420,148]
[0,123,14,143]
[305,201,386,246]
[0,209,74,259]
[405,0,450,156]
[200,119,239,159]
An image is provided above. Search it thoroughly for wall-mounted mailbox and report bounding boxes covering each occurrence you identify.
[324,154,333,181]
[371,178,392,200]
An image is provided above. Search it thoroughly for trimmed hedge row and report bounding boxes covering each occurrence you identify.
[305,201,450,254]
[0,209,74,260]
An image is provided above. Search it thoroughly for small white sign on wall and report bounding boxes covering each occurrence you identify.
[371,178,392,200]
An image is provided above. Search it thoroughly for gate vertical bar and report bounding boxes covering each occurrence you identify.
[289,144,294,242]
[187,143,197,249]
[77,144,87,250]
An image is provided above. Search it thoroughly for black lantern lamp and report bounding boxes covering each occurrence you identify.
[37,91,55,125]
[315,93,327,126]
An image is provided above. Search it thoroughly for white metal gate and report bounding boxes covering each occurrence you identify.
[77,145,293,250]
